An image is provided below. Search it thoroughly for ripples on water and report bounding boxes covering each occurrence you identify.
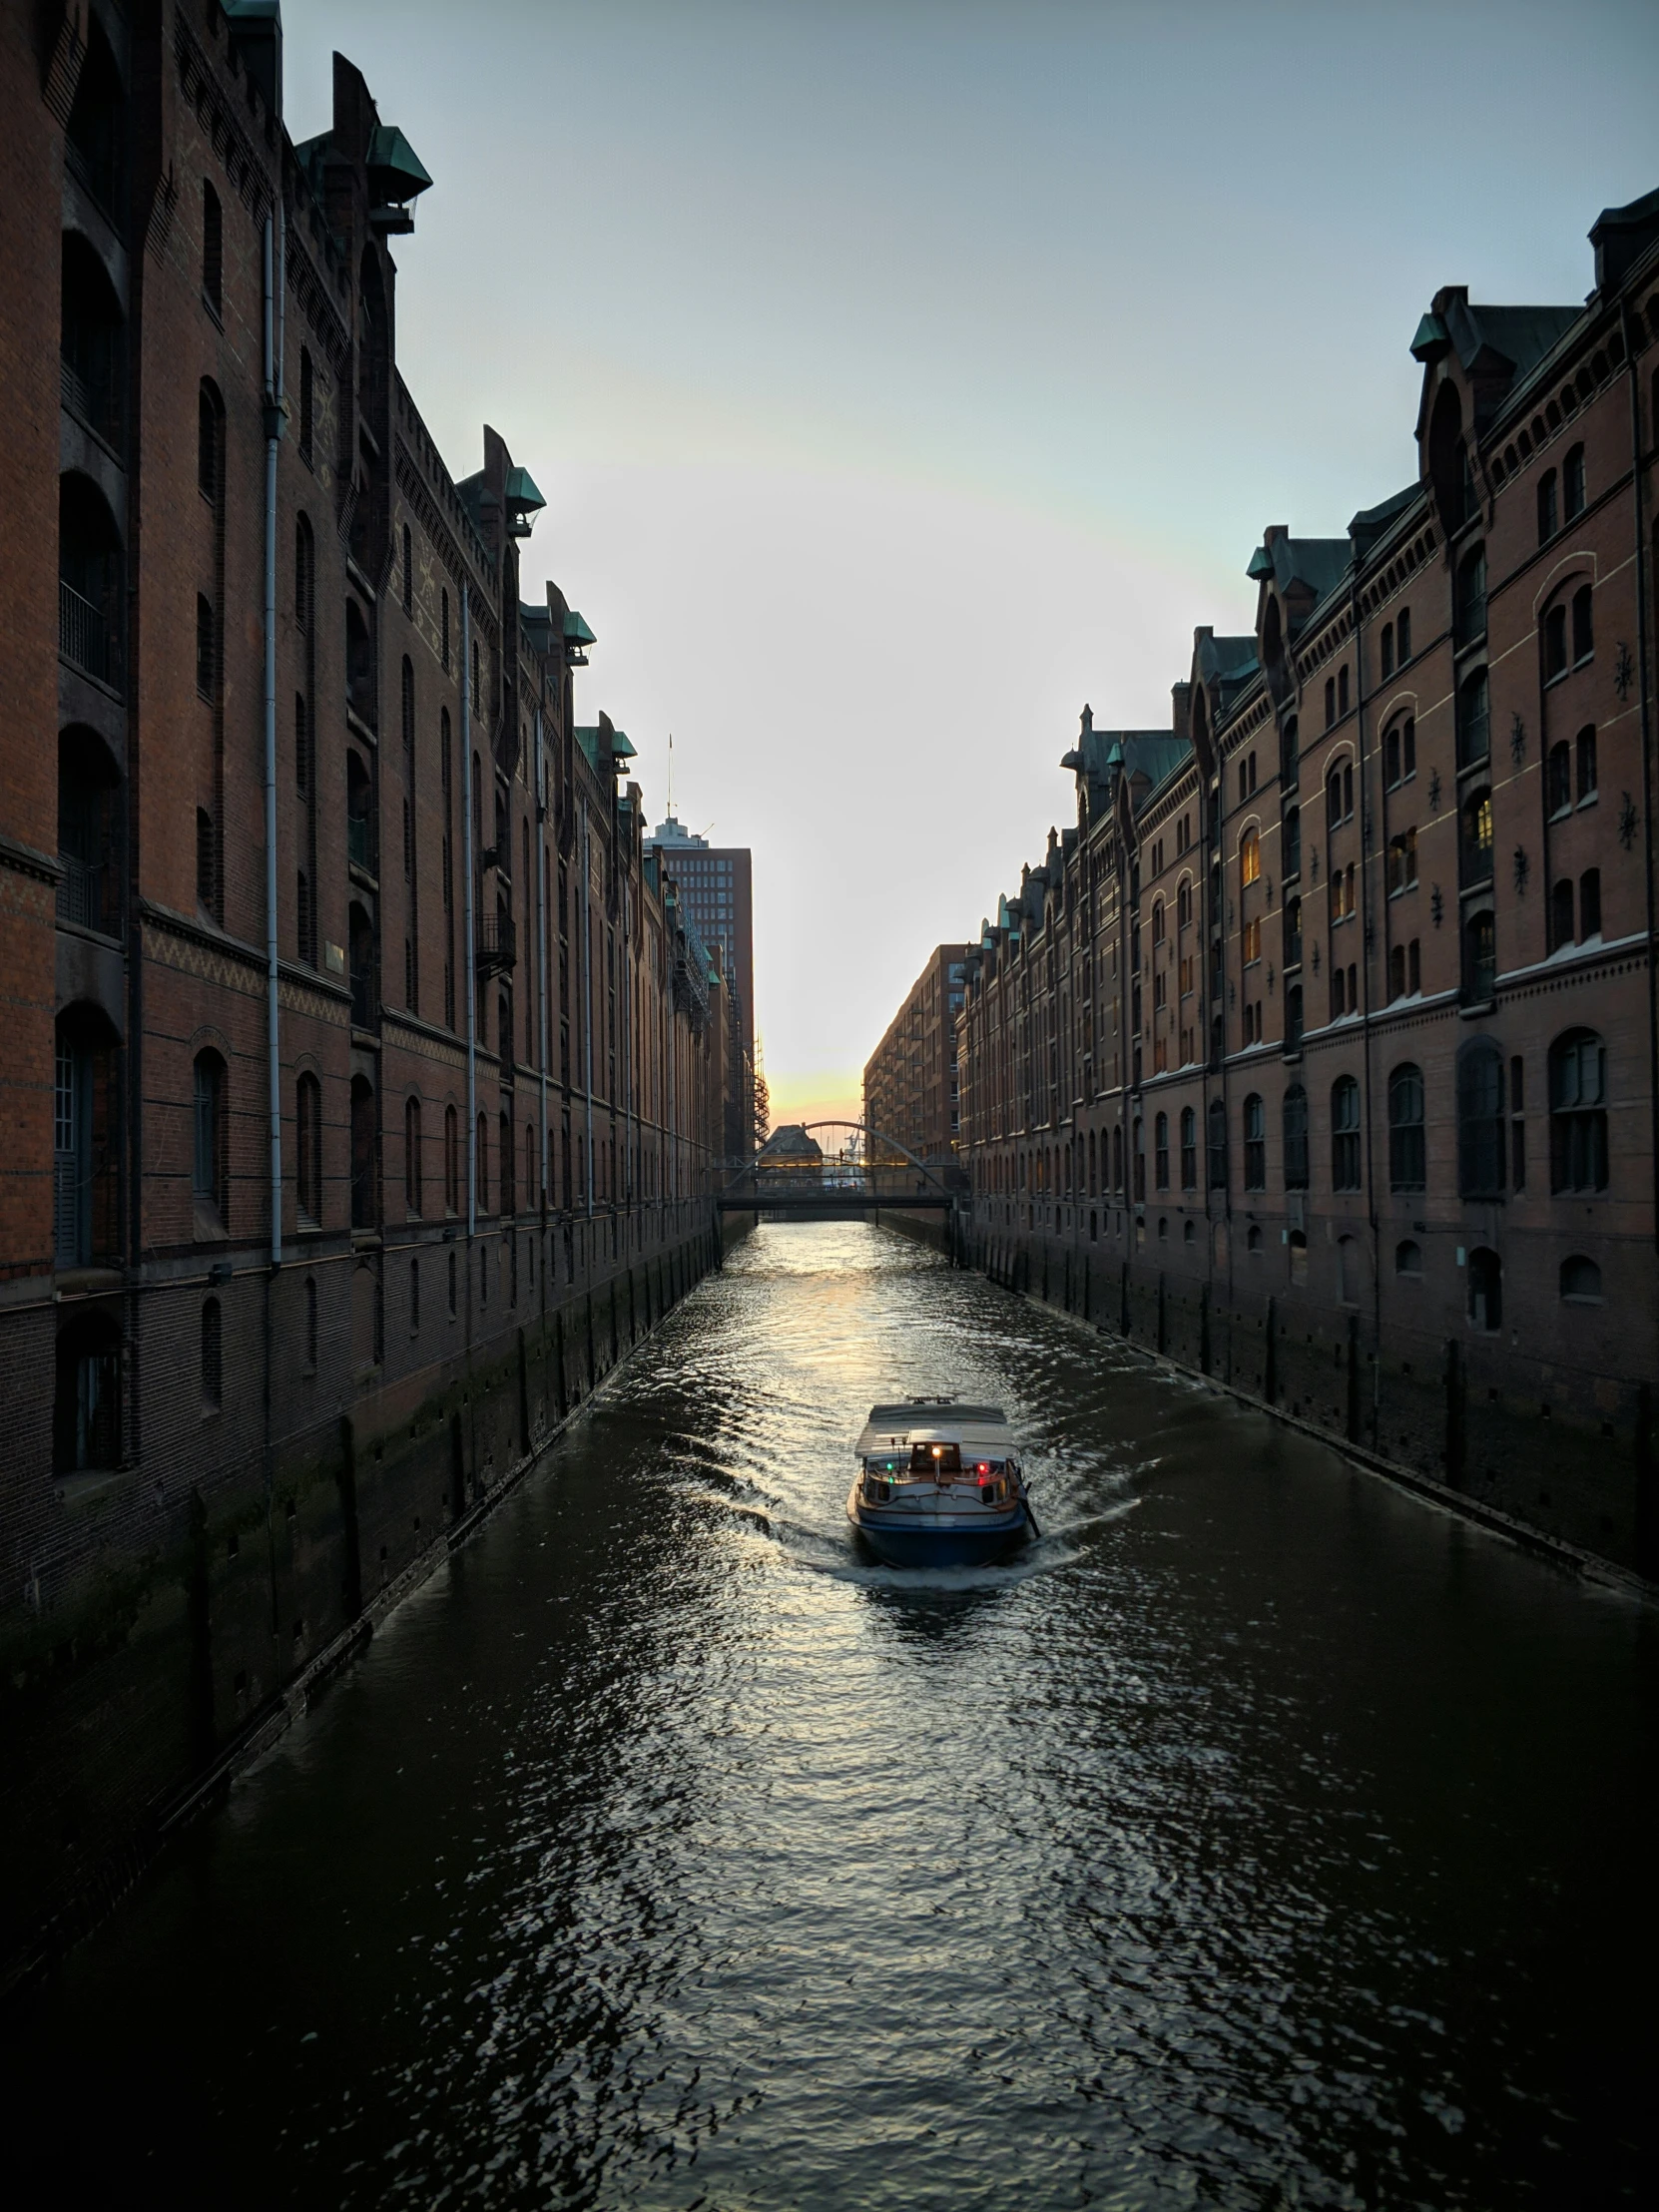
[9,1224,1657,2207]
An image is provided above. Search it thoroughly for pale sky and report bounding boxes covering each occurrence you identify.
[284,0,1658,1127]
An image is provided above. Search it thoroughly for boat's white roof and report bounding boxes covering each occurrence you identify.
[855,1399,1017,1454]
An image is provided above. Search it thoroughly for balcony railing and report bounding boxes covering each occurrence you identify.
[1459,839,1494,890]
[476,912,517,976]
[60,579,120,689]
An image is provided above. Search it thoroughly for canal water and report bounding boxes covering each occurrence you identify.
[9,1223,1656,2207]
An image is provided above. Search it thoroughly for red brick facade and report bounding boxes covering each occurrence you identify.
[957,190,1659,1576]
[864,944,970,1169]
[0,3,739,1971]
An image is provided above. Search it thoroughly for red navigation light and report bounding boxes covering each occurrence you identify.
[977,1461,989,1475]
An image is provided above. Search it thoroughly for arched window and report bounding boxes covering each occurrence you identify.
[295,1072,321,1223]
[444,1103,459,1214]
[1457,1039,1505,1197]
[1283,805,1301,879]
[347,896,373,1029]
[1337,665,1350,718]
[1580,868,1601,938]
[500,1109,515,1217]
[1152,896,1165,947]
[1395,1239,1422,1277]
[1247,1224,1263,1254]
[1543,602,1568,681]
[201,1297,223,1408]
[1207,1096,1228,1190]
[1243,1093,1265,1190]
[1240,827,1261,886]
[1456,667,1489,767]
[404,1096,422,1215]
[1560,1255,1602,1303]
[196,593,215,698]
[1179,1106,1197,1190]
[1324,676,1336,729]
[198,386,219,501]
[59,470,124,688]
[346,600,375,727]
[1564,442,1586,519]
[1547,740,1572,816]
[1455,543,1486,647]
[1460,789,1493,888]
[202,180,223,314]
[295,515,314,632]
[350,1074,376,1229]
[1576,724,1597,801]
[1387,1063,1425,1191]
[58,724,121,935]
[1326,763,1344,830]
[1537,469,1558,543]
[1154,1111,1169,1189]
[1283,1084,1309,1190]
[193,1049,226,1222]
[1571,583,1593,664]
[1467,1247,1502,1333]
[1463,909,1496,1003]
[1383,717,1415,790]
[1331,1075,1361,1191]
[53,1312,122,1473]
[1549,1029,1608,1193]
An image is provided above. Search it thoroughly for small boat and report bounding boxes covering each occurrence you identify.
[847,1398,1033,1567]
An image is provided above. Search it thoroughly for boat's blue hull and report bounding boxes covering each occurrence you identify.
[850,1508,1030,1569]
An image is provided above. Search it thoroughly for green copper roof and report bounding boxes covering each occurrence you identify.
[563,611,596,646]
[367,125,432,203]
[1246,544,1274,580]
[505,466,545,514]
[1409,310,1449,363]
[611,731,637,761]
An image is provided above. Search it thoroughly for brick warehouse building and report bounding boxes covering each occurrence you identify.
[0,2,740,1972]
[863,943,970,1171]
[955,187,1659,1577]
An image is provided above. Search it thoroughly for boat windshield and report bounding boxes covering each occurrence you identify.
[909,1441,961,1474]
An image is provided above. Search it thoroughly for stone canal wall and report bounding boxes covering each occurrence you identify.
[1,1213,736,1991]
[971,1216,1656,1583]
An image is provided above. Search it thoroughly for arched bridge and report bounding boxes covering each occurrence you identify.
[717,1121,961,1214]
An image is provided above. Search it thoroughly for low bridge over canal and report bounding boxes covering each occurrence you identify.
[717,1121,959,1216]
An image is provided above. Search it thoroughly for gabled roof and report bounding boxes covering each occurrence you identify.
[1063,727,1184,819]
[1251,536,1350,607]
[1348,483,1420,560]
